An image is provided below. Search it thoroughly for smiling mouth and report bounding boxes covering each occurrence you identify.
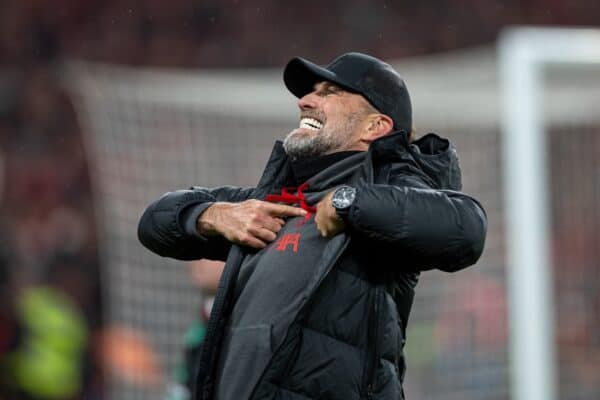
[299,117,324,131]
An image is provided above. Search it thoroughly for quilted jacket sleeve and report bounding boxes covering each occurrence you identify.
[345,176,487,272]
[137,186,254,261]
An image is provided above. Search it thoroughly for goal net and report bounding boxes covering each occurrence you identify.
[65,32,600,400]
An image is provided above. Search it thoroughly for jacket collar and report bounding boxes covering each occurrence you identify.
[370,130,463,190]
[254,130,462,195]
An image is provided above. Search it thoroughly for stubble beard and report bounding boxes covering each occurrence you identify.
[283,114,361,159]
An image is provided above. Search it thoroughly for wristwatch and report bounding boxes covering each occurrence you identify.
[331,185,356,220]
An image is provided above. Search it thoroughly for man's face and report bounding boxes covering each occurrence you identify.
[283,82,372,159]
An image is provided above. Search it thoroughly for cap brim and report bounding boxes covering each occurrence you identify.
[283,57,359,99]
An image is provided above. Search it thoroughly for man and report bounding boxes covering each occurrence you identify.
[138,52,487,400]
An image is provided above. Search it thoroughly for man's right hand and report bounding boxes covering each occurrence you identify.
[197,200,307,249]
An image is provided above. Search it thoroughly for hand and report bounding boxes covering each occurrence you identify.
[198,200,307,249]
[315,190,346,237]
[190,260,225,295]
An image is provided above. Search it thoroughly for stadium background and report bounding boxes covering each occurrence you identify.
[1,1,599,399]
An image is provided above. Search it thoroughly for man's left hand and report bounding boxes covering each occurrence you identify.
[315,190,346,237]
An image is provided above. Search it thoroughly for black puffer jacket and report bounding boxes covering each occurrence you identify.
[138,131,487,400]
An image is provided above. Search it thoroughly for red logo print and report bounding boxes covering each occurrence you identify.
[275,233,300,253]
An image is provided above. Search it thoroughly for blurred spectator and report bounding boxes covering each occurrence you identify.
[166,260,225,400]
[96,325,163,390]
[0,249,103,399]
[431,274,508,399]
[8,285,87,399]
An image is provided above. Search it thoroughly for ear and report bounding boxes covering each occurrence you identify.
[360,114,394,144]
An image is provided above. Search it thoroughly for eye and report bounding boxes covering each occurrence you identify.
[325,86,341,95]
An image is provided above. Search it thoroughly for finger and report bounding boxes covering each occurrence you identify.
[248,226,278,242]
[237,233,267,249]
[314,211,324,228]
[262,217,284,233]
[323,227,335,237]
[264,203,307,217]
[317,219,331,237]
[274,217,285,226]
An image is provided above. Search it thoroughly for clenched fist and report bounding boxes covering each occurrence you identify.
[197,199,307,249]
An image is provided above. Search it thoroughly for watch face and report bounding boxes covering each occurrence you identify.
[332,186,356,210]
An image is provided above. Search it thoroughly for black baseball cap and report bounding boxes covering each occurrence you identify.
[283,52,412,133]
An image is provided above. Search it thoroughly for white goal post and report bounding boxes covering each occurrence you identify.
[499,27,600,400]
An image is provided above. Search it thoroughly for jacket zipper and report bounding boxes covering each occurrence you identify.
[194,247,245,400]
[362,286,382,399]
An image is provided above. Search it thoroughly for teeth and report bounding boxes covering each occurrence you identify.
[299,117,323,131]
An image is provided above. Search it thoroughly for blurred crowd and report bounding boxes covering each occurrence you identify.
[1,0,599,398]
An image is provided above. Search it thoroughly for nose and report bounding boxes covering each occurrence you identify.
[298,91,319,110]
